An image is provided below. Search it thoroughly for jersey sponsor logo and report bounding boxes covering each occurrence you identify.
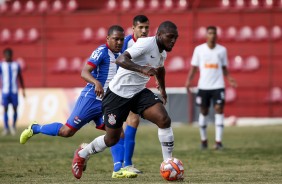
[74,116,81,124]
[91,47,103,60]
[108,113,116,125]
[150,55,155,58]
[204,63,218,69]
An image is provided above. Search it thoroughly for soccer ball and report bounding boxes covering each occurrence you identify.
[160,157,184,181]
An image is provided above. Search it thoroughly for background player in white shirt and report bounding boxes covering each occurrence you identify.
[72,21,178,179]
[111,15,150,174]
[0,48,25,136]
[185,26,237,150]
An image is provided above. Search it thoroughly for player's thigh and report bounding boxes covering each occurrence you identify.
[132,88,170,128]
[125,111,140,128]
[196,90,211,115]
[1,94,10,108]
[66,96,102,130]
[212,88,225,113]
[102,89,131,129]
[10,93,18,107]
[142,102,171,128]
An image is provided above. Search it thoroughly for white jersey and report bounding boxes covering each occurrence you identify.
[109,36,167,98]
[191,43,228,90]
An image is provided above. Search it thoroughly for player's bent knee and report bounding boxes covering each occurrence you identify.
[157,115,171,129]
[59,126,76,137]
[104,127,122,147]
[104,135,120,147]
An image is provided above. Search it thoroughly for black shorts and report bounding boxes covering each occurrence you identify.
[102,88,163,129]
[196,88,225,108]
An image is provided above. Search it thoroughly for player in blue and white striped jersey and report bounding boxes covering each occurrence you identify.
[20,25,124,141]
[0,48,25,136]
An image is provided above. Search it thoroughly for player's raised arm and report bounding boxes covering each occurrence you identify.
[116,51,157,76]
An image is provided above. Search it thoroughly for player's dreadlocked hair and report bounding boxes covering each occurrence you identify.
[133,15,149,26]
[157,21,177,34]
[108,25,124,36]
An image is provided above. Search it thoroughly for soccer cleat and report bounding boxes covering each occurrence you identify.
[201,140,208,150]
[20,122,38,144]
[112,168,138,178]
[2,129,9,136]
[214,142,224,150]
[10,127,16,136]
[72,146,86,179]
[79,143,89,172]
[123,165,143,174]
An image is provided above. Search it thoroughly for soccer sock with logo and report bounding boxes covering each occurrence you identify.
[215,114,224,143]
[158,127,174,160]
[124,125,137,167]
[3,111,9,130]
[31,123,63,136]
[13,111,17,128]
[199,113,208,141]
[110,137,124,172]
[78,135,108,158]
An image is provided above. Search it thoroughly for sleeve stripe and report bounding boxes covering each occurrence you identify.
[87,61,96,68]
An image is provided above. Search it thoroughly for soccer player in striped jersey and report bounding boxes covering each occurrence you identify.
[0,48,25,136]
[20,25,124,141]
[110,15,149,175]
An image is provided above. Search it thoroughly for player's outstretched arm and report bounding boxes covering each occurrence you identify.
[116,52,157,76]
[155,67,167,104]
[81,64,104,98]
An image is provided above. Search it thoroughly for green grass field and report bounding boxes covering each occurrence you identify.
[0,124,282,184]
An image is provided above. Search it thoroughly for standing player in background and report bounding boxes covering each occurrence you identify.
[71,21,178,180]
[110,15,149,175]
[0,48,25,136]
[185,26,237,150]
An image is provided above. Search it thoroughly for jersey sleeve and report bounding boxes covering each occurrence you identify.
[222,48,228,67]
[125,38,150,60]
[191,47,199,66]
[87,48,104,68]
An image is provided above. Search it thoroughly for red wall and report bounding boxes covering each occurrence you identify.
[0,0,281,117]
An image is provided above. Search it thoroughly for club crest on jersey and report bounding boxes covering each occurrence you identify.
[108,114,116,125]
[74,116,81,124]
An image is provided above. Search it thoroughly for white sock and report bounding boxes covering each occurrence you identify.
[78,135,107,158]
[158,127,174,160]
[199,113,207,141]
[215,114,224,142]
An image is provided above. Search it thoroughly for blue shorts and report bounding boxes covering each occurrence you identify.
[66,96,104,130]
[2,93,18,107]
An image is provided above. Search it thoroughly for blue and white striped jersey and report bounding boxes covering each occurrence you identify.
[81,44,120,99]
[121,34,136,53]
[0,61,21,94]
